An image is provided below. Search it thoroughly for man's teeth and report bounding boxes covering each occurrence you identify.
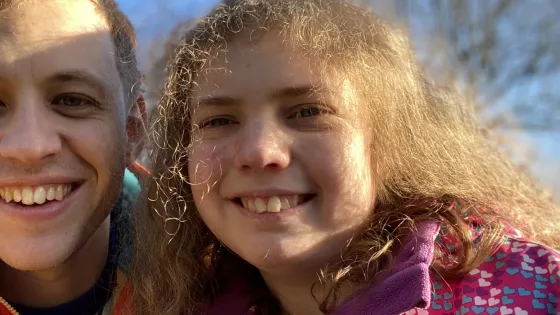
[0,184,72,205]
[240,195,303,213]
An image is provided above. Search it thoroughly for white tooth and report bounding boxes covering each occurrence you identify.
[63,185,71,196]
[34,187,47,205]
[286,195,301,208]
[46,186,56,201]
[4,188,13,202]
[55,185,64,201]
[241,198,248,208]
[0,188,4,199]
[254,198,267,213]
[280,197,290,210]
[22,187,34,205]
[13,189,22,203]
[267,197,281,213]
[247,200,256,212]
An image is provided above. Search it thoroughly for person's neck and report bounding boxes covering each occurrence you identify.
[261,267,354,315]
[0,217,111,308]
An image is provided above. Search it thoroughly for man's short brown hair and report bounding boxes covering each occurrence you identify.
[92,0,142,105]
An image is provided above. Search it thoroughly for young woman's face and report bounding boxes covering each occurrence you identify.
[189,32,376,275]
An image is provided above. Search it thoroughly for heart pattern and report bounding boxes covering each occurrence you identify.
[395,237,560,315]
[245,229,560,315]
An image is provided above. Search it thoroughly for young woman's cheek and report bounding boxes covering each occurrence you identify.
[188,139,229,197]
[306,128,375,223]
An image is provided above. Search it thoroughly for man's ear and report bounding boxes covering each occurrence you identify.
[126,94,148,166]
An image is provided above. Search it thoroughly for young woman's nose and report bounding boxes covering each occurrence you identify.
[234,120,290,171]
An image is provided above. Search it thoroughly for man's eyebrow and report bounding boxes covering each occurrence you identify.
[47,70,112,95]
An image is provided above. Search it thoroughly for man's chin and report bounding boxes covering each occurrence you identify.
[0,238,78,272]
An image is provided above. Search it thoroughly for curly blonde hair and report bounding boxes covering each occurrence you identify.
[132,1,559,314]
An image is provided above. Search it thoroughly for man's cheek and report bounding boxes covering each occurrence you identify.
[85,128,125,163]
[73,128,125,189]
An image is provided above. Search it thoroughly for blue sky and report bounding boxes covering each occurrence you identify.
[116,0,559,202]
[117,0,219,43]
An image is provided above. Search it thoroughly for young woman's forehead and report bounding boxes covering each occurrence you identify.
[197,33,329,87]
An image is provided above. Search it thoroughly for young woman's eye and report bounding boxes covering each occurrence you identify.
[289,105,325,119]
[200,117,235,128]
[52,94,96,108]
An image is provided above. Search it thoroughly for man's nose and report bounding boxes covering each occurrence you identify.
[0,101,62,163]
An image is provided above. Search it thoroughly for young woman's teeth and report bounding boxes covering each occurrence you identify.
[0,184,72,205]
[240,196,303,213]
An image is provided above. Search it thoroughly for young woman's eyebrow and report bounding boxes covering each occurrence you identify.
[197,96,241,107]
[196,85,324,107]
[271,85,321,100]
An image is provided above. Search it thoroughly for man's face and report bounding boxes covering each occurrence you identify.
[0,0,130,270]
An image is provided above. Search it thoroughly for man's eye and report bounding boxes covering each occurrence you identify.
[52,94,95,107]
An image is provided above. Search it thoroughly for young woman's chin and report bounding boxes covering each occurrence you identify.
[234,233,352,276]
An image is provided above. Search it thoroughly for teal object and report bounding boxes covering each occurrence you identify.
[114,168,143,270]
[122,168,141,210]
[123,168,141,198]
